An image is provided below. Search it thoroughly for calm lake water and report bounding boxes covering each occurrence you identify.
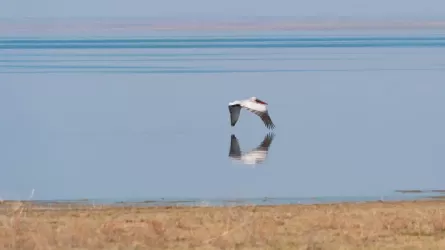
[2,29,445,206]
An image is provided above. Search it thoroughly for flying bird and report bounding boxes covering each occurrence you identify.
[228,97,275,129]
[229,133,275,166]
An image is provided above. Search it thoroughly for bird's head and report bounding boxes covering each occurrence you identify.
[250,96,268,105]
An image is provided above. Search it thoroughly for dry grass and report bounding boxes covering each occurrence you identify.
[2,199,445,249]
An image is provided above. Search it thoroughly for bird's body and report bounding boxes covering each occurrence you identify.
[228,97,275,129]
[229,133,275,166]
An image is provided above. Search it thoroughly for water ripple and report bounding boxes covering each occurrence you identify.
[1,36,445,49]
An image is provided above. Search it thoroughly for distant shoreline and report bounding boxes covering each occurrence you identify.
[2,196,445,210]
[1,18,445,36]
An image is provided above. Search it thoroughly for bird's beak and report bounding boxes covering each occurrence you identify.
[256,99,268,105]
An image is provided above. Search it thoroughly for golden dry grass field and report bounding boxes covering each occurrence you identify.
[2,199,445,249]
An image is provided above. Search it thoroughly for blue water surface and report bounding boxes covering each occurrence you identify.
[2,29,445,205]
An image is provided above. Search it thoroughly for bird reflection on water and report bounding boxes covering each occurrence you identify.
[228,133,275,167]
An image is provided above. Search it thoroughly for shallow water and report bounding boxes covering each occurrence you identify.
[2,28,445,204]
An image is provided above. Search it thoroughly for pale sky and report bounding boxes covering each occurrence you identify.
[1,0,445,19]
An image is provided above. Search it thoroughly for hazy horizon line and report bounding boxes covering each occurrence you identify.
[2,18,445,35]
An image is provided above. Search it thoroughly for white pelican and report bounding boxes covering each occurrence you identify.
[229,133,275,166]
[228,97,275,129]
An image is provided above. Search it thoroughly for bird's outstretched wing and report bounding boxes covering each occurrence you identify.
[259,111,275,130]
[229,134,242,159]
[245,108,275,129]
[228,104,241,127]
